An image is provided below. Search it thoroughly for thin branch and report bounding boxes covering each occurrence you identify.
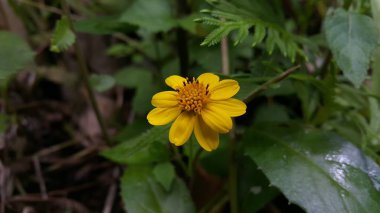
[102,168,119,213]
[0,1,9,29]
[221,37,229,75]
[243,65,301,103]
[61,2,110,145]
[33,156,48,200]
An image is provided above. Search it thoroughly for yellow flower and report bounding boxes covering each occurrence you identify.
[147,73,246,151]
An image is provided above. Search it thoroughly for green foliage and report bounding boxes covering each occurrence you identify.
[119,0,177,33]
[0,31,34,80]
[121,166,195,213]
[114,66,161,114]
[89,74,115,92]
[198,0,304,61]
[74,16,136,35]
[238,157,280,213]
[50,16,76,53]
[5,0,380,212]
[245,127,380,213]
[101,125,170,164]
[324,9,379,88]
[153,162,176,191]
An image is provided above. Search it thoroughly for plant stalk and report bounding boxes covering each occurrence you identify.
[61,1,110,145]
[220,35,238,213]
[243,65,301,103]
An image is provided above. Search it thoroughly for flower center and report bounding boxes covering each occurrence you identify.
[177,78,210,114]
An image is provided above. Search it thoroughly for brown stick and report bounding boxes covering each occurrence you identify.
[33,156,48,200]
[243,65,301,103]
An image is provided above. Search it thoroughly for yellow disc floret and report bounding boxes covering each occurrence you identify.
[177,77,209,114]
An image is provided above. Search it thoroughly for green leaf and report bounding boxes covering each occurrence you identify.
[244,127,380,213]
[73,16,136,35]
[121,166,195,213]
[324,9,378,88]
[89,74,115,92]
[232,76,259,101]
[114,67,160,114]
[238,157,280,213]
[252,24,266,47]
[50,16,76,53]
[119,0,177,33]
[106,44,134,57]
[0,31,34,79]
[153,162,176,191]
[113,119,150,143]
[101,126,170,164]
[201,24,236,46]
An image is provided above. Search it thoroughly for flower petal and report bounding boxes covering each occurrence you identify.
[151,91,178,108]
[147,107,181,125]
[210,79,240,100]
[169,111,195,146]
[208,98,246,117]
[165,75,186,90]
[194,117,219,151]
[197,73,219,89]
[201,106,232,133]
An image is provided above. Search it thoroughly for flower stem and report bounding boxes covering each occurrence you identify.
[61,2,110,145]
[188,137,194,176]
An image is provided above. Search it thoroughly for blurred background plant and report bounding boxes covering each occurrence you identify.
[1,0,380,212]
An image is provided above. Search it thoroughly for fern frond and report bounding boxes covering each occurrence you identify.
[199,0,306,61]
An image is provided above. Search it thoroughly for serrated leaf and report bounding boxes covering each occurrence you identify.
[201,25,235,46]
[196,17,222,26]
[153,162,176,191]
[324,9,378,88]
[89,74,115,92]
[119,0,177,33]
[0,31,34,80]
[121,166,195,213]
[50,16,76,53]
[244,127,380,213]
[101,125,170,164]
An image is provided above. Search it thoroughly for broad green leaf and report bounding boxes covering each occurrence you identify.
[89,74,115,92]
[121,166,195,213]
[238,157,280,213]
[254,103,290,124]
[153,162,176,191]
[244,128,380,213]
[119,0,177,33]
[50,16,76,53]
[324,9,378,87]
[101,126,170,164]
[0,31,34,79]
